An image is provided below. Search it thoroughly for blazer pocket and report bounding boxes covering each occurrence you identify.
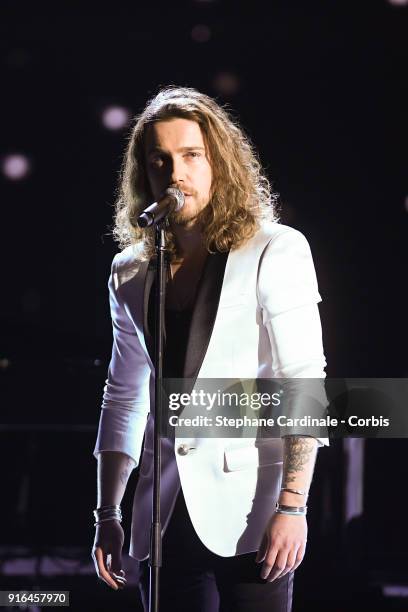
[223,440,283,472]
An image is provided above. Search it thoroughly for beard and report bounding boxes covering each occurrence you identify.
[170,195,209,228]
[171,208,199,227]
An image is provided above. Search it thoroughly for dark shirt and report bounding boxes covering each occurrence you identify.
[163,307,194,378]
[147,283,194,379]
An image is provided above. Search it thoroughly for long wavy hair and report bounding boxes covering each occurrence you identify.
[113,86,280,259]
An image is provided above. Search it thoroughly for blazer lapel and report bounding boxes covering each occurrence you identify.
[182,251,229,384]
[143,251,229,390]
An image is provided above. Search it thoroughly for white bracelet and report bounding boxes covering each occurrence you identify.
[94,516,122,527]
[275,503,307,516]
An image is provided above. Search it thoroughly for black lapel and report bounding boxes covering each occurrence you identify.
[182,250,229,388]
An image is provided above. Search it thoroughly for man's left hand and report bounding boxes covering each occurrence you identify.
[255,513,307,582]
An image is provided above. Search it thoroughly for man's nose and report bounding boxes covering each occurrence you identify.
[169,156,185,185]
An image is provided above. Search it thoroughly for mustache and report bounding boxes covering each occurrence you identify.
[170,184,196,197]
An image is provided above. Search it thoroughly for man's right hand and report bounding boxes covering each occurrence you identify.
[92,520,127,590]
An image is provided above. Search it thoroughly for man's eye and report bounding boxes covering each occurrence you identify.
[150,156,164,167]
[186,152,201,159]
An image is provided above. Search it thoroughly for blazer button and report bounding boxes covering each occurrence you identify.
[177,444,190,456]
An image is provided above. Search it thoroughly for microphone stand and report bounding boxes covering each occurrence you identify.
[149,220,167,612]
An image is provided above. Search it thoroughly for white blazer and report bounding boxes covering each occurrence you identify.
[94,222,328,560]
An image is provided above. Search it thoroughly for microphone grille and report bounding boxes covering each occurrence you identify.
[165,187,185,211]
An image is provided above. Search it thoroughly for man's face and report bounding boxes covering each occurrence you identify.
[144,118,212,227]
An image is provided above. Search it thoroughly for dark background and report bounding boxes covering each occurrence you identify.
[0,0,407,610]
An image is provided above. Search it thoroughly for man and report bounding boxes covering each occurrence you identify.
[92,86,328,612]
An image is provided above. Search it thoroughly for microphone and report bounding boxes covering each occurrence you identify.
[136,187,185,228]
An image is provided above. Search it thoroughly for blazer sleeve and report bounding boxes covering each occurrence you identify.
[257,227,329,446]
[93,255,151,464]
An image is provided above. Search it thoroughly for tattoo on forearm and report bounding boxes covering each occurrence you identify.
[282,437,316,486]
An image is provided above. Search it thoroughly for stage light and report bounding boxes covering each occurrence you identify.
[404,196,408,212]
[212,72,240,96]
[1,154,30,180]
[101,106,131,130]
[191,24,211,43]
[0,358,10,370]
[387,0,408,5]
[383,585,408,597]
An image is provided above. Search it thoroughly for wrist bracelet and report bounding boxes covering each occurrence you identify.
[280,487,308,497]
[275,502,307,516]
[94,504,121,514]
[94,517,122,527]
[93,504,122,525]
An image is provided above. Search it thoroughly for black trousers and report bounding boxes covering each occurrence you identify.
[138,490,294,612]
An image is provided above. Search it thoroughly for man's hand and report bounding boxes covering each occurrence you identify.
[255,512,307,582]
[92,520,127,590]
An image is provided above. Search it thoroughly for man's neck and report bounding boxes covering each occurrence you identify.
[171,222,206,261]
